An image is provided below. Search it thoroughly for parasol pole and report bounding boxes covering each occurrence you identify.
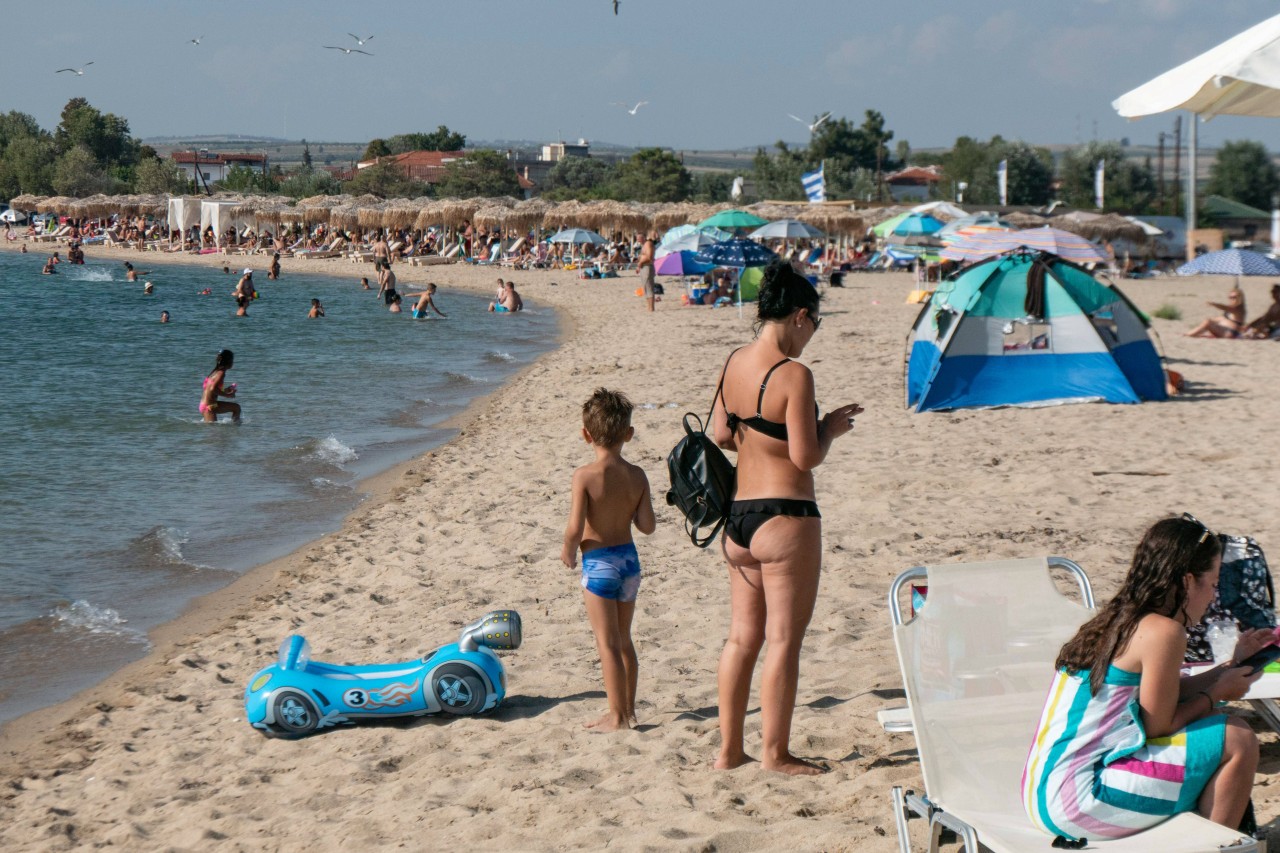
[1187,111,1197,262]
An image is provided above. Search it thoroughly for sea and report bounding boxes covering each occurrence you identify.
[0,252,558,726]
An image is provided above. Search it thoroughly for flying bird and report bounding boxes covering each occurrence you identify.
[788,111,832,133]
[613,0,620,14]
[55,62,93,76]
[614,100,648,115]
[347,33,373,45]
[324,46,373,56]
[189,36,204,45]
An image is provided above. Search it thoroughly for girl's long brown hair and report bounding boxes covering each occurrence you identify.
[1057,516,1222,694]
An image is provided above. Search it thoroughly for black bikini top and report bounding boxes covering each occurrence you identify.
[719,350,817,442]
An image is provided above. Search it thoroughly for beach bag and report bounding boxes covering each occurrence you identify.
[666,369,735,548]
[1186,535,1275,663]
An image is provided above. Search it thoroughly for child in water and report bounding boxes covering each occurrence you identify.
[560,388,656,731]
[308,298,325,318]
[200,349,241,422]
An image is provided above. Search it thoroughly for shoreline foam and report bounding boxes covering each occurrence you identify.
[2,238,1279,851]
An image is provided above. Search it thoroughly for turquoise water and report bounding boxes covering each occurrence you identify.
[0,253,558,725]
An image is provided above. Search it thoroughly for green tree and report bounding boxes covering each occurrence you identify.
[54,98,136,166]
[386,126,466,153]
[363,138,392,160]
[1000,140,1054,207]
[543,156,613,199]
[278,168,340,199]
[343,162,431,198]
[939,136,1052,206]
[750,142,808,200]
[1207,140,1280,211]
[215,163,276,194]
[435,149,520,198]
[610,148,690,202]
[5,135,56,194]
[52,145,118,196]
[1059,140,1157,212]
[689,171,734,203]
[0,110,43,150]
[133,156,190,194]
[301,139,313,170]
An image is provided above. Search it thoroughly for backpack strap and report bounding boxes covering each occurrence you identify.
[708,347,743,422]
[755,358,792,417]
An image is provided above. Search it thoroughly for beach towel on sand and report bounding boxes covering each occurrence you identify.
[1022,665,1225,842]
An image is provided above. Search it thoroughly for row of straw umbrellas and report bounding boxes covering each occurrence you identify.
[7,191,1149,244]
[9,193,869,238]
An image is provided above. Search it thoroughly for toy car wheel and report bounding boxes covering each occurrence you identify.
[432,663,486,715]
[270,689,320,737]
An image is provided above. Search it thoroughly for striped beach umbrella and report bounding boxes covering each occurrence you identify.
[695,238,778,268]
[940,227,1107,264]
[1176,248,1280,277]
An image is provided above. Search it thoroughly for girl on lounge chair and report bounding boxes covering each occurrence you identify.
[1024,514,1266,840]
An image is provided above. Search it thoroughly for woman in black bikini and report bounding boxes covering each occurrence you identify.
[710,261,863,776]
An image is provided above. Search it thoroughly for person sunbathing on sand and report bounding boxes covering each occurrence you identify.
[1186,285,1246,337]
[1243,284,1280,339]
[561,388,656,732]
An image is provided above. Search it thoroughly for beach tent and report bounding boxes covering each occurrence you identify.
[167,196,201,241]
[200,200,250,247]
[905,252,1167,412]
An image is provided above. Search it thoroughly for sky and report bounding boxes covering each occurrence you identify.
[6,0,1280,156]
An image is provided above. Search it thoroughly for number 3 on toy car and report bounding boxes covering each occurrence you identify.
[343,688,367,707]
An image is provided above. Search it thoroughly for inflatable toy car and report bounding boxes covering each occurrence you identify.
[244,610,521,738]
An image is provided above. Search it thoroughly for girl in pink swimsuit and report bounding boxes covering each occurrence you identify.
[200,349,241,422]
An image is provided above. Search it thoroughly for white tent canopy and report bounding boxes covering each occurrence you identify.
[199,200,249,247]
[1113,12,1280,119]
[167,197,201,235]
[1113,13,1280,256]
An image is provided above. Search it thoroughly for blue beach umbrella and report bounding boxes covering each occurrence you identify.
[660,230,727,254]
[659,224,734,248]
[889,212,945,238]
[1177,248,1280,277]
[695,238,778,269]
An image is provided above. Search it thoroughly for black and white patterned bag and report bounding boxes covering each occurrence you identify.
[1186,535,1275,663]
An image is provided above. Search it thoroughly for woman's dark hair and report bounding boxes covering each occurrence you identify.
[208,349,234,376]
[755,260,819,331]
[1057,515,1222,694]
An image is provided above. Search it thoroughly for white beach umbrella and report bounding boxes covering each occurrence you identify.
[748,219,826,240]
[1113,13,1280,253]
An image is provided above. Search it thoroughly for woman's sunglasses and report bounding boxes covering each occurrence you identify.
[1181,512,1217,545]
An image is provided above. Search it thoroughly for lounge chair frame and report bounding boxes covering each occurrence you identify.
[886,557,1259,853]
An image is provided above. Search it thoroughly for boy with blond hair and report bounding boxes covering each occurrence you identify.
[561,388,656,731]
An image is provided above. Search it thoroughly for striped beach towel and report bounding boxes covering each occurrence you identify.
[1022,665,1225,841]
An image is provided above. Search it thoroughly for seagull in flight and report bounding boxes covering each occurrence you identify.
[324,45,373,56]
[614,100,648,115]
[189,36,204,45]
[347,33,373,46]
[788,111,832,133]
[56,62,93,76]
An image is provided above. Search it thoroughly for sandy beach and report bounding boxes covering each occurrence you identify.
[2,242,1279,851]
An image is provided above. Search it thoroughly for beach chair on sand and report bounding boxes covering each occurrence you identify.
[885,557,1259,853]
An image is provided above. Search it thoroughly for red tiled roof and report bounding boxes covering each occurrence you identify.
[171,152,266,166]
[886,166,942,185]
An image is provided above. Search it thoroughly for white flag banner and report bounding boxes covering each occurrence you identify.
[997,159,1008,206]
[1095,160,1106,209]
[802,162,825,203]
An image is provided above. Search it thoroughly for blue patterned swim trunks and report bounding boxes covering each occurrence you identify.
[580,542,641,602]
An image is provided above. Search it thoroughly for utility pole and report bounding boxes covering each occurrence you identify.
[1157,132,1166,213]
[1172,116,1182,218]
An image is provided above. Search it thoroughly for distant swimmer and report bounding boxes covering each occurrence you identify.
[123,261,149,282]
[42,256,57,274]
[308,298,325,318]
[200,349,241,423]
[404,283,447,319]
[388,293,402,313]
[268,252,281,280]
[143,281,154,294]
[160,311,170,323]
[359,276,370,290]
[234,269,256,317]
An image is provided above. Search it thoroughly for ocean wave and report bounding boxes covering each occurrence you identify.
[117,525,212,572]
[52,600,148,643]
[484,350,517,363]
[309,476,353,492]
[62,267,114,282]
[443,371,487,386]
[307,435,358,466]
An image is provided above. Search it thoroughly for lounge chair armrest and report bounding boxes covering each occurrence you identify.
[877,706,914,733]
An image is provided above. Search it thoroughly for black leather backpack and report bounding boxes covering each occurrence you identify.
[666,376,736,548]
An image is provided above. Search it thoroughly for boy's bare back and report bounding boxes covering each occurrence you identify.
[572,456,651,552]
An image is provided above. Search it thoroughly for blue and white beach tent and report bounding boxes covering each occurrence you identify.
[905,252,1167,412]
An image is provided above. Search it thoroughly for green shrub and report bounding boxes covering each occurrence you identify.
[1152,304,1182,321]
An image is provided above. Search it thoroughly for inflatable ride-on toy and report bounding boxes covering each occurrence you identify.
[244,610,521,738]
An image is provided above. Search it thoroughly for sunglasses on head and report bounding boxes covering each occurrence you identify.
[1181,512,1217,545]
[807,313,822,332]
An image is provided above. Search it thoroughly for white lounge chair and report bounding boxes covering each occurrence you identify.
[886,557,1259,853]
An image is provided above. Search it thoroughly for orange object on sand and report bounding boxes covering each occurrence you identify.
[1165,369,1185,396]
[635,287,644,297]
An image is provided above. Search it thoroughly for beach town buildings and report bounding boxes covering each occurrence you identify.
[885,165,943,202]
[356,139,593,197]
[171,151,268,184]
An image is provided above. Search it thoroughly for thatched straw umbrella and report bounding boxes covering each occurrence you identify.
[1004,211,1047,229]
[473,203,510,230]
[328,203,361,232]
[70,194,114,218]
[378,198,419,230]
[544,199,589,230]
[9,193,45,211]
[414,199,447,231]
[1050,211,1149,244]
[37,196,76,214]
[507,197,552,234]
[297,194,350,225]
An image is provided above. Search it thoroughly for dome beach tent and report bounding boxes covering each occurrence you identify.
[905,252,1167,412]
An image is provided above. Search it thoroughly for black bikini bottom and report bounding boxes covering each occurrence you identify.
[724,498,821,549]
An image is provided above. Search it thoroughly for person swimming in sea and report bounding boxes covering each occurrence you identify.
[42,256,57,274]
[404,283,447,319]
[200,349,241,422]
